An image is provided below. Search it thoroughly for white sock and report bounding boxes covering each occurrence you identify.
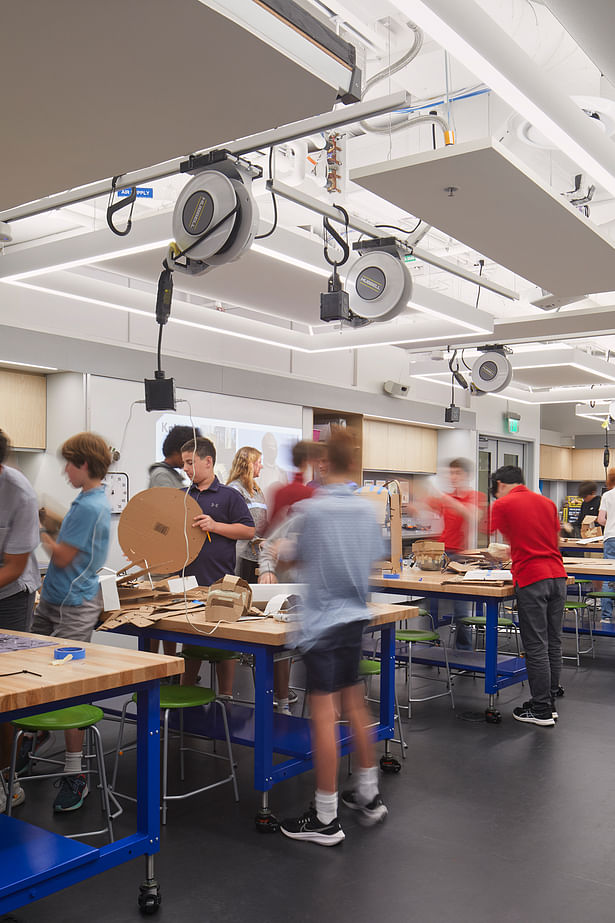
[64,751,82,775]
[357,765,379,805]
[315,789,338,825]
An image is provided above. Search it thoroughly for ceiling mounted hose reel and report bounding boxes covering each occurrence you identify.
[471,347,513,394]
[168,152,260,276]
[346,238,412,324]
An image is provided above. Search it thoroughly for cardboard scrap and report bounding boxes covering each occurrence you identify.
[118,487,205,572]
[205,575,252,622]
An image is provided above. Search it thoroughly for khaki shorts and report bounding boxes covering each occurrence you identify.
[32,593,102,643]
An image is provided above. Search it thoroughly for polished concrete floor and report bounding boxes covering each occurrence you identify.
[4,629,615,923]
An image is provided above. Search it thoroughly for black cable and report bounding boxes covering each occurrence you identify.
[172,202,240,262]
[255,147,278,240]
[375,221,422,235]
[461,349,472,370]
[475,259,485,309]
[157,323,164,376]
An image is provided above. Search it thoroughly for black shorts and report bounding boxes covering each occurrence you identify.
[302,620,368,694]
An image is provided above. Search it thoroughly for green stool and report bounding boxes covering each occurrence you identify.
[395,629,454,718]
[585,590,615,626]
[9,704,115,841]
[460,615,521,656]
[563,599,594,664]
[112,685,238,825]
[359,659,406,759]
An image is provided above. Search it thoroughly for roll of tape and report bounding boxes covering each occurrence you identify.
[54,646,86,660]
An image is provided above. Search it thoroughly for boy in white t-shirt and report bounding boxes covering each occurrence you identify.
[597,469,615,621]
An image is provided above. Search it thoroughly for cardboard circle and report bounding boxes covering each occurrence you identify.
[118,487,205,572]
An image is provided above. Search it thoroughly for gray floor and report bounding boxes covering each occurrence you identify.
[4,629,615,923]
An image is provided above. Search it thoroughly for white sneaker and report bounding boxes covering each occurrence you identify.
[0,780,26,813]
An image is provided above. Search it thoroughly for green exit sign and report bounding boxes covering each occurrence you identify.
[504,413,520,434]
[403,254,416,263]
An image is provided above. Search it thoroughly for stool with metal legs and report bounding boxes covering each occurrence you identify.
[8,704,117,841]
[358,658,407,759]
[562,599,594,665]
[395,628,455,718]
[112,684,238,825]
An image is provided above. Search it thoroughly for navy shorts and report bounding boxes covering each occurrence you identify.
[302,620,368,694]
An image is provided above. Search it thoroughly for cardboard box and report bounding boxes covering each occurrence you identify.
[204,575,252,622]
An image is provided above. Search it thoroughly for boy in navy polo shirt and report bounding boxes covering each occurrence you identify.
[490,465,566,727]
[180,437,255,694]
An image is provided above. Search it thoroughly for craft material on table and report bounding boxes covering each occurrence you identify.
[118,487,205,572]
[0,634,55,653]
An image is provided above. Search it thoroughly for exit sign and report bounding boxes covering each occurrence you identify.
[504,412,520,434]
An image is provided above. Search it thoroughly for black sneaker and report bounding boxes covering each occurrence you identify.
[513,704,555,727]
[15,730,52,775]
[341,790,388,826]
[53,774,89,812]
[552,685,565,698]
[551,698,558,721]
[280,806,345,846]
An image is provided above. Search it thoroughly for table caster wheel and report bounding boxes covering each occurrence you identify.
[255,811,280,833]
[380,755,401,773]
[485,708,502,724]
[138,882,161,915]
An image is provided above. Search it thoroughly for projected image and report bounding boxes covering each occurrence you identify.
[156,414,302,508]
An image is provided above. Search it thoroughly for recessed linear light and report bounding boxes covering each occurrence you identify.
[513,362,615,384]
[0,240,170,283]
[6,279,483,355]
[250,244,330,278]
[0,359,58,371]
[391,0,615,198]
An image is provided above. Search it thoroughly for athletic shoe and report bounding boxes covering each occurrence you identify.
[15,730,53,775]
[552,685,565,697]
[288,689,299,705]
[280,806,345,846]
[0,780,26,813]
[341,790,388,826]
[513,704,555,727]
[276,704,292,716]
[53,774,89,812]
[551,699,558,721]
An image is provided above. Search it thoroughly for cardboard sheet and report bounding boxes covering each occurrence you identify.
[118,487,205,572]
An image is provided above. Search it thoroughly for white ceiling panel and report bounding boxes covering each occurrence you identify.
[0,0,338,211]
[352,137,615,298]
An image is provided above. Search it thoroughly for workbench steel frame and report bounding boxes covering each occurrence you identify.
[0,680,162,915]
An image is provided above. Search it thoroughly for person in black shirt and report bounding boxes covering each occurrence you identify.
[577,480,602,536]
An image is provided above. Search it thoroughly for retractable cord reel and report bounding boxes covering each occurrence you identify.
[168,151,261,276]
[470,347,513,394]
[320,232,412,327]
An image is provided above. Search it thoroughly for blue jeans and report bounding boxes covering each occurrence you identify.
[601,537,615,618]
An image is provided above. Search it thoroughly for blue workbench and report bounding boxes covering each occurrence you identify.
[110,601,414,829]
[0,631,183,916]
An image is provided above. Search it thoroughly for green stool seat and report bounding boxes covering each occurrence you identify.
[460,616,515,627]
[396,629,439,643]
[359,659,381,676]
[586,591,615,599]
[564,600,589,609]
[574,578,592,584]
[131,686,216,709]
[181,644,238,662]
[13,704,103,732]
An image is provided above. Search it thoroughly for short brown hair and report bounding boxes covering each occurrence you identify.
[61,432,111,480]
[607,468,615,490]
[0,429,10,465]
[181,436,216,465]
[578,480,597,499]
[327,430,356,475]
[450,458,472,475]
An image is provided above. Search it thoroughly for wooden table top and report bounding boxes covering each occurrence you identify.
[371,570,515,598]
[560,539,604,551]
[0,630,184,715]
[150,601,419,647]
[563,557,615,577]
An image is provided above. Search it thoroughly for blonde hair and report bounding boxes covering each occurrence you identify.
[227,446,261,496]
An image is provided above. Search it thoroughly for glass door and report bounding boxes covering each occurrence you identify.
[477,437,527,546]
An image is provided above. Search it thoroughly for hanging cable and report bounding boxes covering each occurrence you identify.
[255,146,278,240]
[475,259,485,309]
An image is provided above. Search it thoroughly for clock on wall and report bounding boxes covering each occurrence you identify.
[103,472,129,514]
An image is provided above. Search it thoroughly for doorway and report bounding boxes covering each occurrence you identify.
[477,437,527,546]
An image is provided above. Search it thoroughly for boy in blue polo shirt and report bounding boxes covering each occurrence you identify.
[32,432,111,812]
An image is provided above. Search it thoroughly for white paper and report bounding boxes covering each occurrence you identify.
[463,569,513,582]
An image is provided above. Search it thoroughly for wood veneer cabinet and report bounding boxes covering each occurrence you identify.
[0,370,46,449]
[571,448,607,481]
[539,444,572,480]
[363,418,437,473]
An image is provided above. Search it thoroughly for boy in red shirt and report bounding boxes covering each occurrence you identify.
[490,465,566,727]
[425,459,486,649]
